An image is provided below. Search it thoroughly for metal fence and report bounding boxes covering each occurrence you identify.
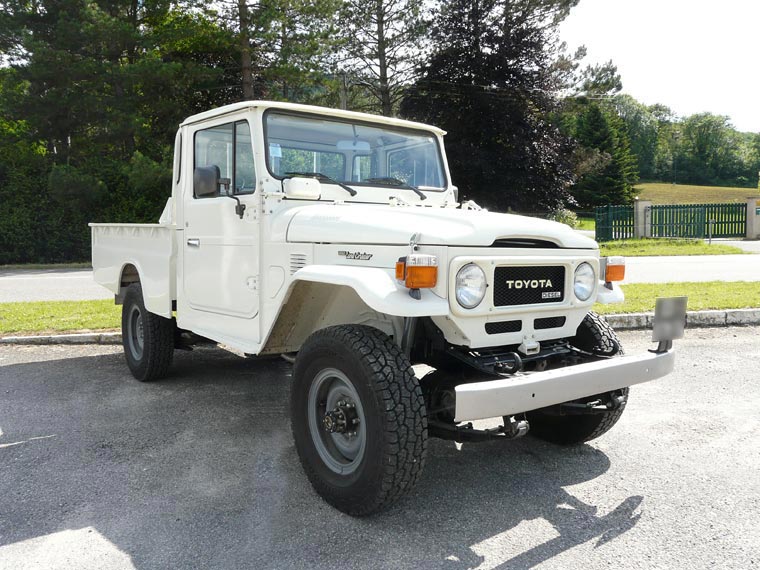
[595,205,635,241]
[650,203,746,239]
[595,202,747,241]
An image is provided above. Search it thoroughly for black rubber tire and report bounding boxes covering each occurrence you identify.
[291,325,428,516]
[526,312,628,445]
[121,283,174,382]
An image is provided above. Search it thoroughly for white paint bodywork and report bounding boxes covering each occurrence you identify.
[90,100,622,358]
[90,223,175,318]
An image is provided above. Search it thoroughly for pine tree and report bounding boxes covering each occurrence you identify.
[400,0,579,211]
[571,103,638,207]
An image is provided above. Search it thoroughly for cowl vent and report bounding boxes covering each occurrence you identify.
[490,238,560,249]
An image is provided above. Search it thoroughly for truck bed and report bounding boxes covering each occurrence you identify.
[90,223,177,318]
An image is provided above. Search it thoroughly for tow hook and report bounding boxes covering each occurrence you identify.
[559,390,627,415]
[503,416,530,439]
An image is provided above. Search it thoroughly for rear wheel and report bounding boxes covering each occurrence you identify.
[526,312,628,445]
[291,325,428,516]
[121,283,174,382]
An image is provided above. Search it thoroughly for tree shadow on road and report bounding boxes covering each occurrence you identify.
[0,347,643,569]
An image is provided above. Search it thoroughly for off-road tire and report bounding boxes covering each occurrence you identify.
[526,312,628,445]
[121,283,174,382]
[291,325,428,516]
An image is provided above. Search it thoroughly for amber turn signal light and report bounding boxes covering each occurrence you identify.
[604,256,625,282]
[396,254,438,289]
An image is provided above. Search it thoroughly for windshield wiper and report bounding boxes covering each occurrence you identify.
[285,171,357,197]
[365,177,427,200]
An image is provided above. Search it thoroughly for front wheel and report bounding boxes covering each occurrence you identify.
[291,325,428,516]
[121,283,174,382]
[526,312,628,445]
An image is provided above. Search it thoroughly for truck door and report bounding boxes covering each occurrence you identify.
[181,118,259,327]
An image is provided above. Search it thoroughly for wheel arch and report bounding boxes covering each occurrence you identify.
[260,280,404,355]
[115,261,172,318]
[260,265,448,355]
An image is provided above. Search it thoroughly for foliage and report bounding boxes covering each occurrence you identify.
[547,208,578,229]
[0,0,759,264]
[400,0,579,212]
[567,102,639,207]
[593,281,760,315]
[339,0,428,116]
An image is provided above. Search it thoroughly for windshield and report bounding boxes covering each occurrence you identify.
[264,111,446,190]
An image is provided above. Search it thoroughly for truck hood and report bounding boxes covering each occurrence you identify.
[285,204,597,249]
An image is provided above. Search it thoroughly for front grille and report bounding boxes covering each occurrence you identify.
[493,266,565,306]
[485,320,522,335]
[534,316,567,329]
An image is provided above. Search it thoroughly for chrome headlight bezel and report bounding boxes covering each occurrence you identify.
[573,262,595,301]
[455,263,487,309]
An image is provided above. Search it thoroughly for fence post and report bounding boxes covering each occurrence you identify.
[746,197,760,240]
[634,199,652,239]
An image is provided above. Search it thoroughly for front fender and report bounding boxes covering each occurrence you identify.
[291,265,449,317]
[596,281,625,305]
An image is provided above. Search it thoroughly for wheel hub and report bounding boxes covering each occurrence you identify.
[307,369,367,475]
[322,400,359,435]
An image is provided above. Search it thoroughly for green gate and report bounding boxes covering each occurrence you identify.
[595,205,634,242]
[651,203,746,238]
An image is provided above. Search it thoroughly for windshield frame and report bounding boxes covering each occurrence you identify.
[262,109,449,192]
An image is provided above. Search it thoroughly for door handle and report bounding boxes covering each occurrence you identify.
[187,238,200,247]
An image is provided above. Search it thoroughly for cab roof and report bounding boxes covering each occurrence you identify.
[179,100,446,135]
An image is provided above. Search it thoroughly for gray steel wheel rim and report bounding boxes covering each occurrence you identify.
[127,305,144,360]
[307,367,366,475]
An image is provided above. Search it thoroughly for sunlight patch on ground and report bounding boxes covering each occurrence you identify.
[467,517,560,570]
[0,527,136,570]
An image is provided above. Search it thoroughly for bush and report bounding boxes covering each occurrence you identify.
[548,208,579,229]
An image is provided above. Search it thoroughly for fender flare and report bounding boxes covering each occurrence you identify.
[595,280,625,305]
[291,265,449,317]
[106,260,173,319]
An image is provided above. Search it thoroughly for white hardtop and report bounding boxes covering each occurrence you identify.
[179,100,446,135]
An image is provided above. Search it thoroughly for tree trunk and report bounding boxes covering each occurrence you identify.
[239,0,254,100]
[376,0,392,116]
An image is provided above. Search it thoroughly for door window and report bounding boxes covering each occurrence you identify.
[194,120,256,197]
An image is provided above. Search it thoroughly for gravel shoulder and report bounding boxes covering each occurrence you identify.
[0,329,758,569]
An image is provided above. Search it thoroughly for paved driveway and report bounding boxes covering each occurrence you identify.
[1,328,758,569]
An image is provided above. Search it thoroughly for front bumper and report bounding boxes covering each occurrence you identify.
[454,349,675,422]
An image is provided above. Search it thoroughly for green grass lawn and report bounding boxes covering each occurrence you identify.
[594,281,760,314]
[0,262,91,271]
[576,216,595,230]
[0,299,120,335]
[599,238,746,257]
[635,182,759,205]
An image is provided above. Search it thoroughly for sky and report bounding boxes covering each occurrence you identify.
[559,0,760,133]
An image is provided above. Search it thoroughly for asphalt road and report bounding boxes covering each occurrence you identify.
[0,269,111,302]
[1,328,759,569]
[2,254,760,303]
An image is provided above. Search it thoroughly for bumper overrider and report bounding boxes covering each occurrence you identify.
[453,297,687,423]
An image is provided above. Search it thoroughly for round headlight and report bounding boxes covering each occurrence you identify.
[455,263,487,309]
[573,262,595,301]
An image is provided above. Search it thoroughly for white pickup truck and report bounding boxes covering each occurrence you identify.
[92,101,682,516]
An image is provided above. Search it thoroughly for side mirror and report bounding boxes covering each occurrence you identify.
[194,165,220,197]
[283,177,321,200]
